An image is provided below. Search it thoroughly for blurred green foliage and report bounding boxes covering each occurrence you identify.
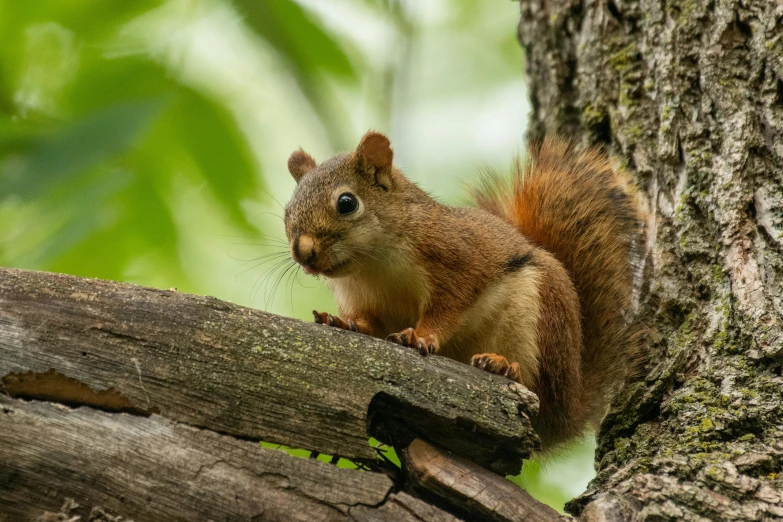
[0,0,334,287]
[0,0,594,511]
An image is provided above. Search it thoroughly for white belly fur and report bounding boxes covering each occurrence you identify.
[441,267,542,388]
[329,255,541,388]
[328,250,430,335]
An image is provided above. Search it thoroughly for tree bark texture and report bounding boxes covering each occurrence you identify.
[0,267,562,521]
[0,267,539,477]
[401,439,565,522]
[0,395,460,522]
[518,0,783,520]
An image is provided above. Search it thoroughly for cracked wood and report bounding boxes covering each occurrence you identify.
[0,396,460,522]
[402,438,565,522]
[0,267,539,476]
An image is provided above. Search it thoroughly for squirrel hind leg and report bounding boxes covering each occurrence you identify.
[470,353,523,383]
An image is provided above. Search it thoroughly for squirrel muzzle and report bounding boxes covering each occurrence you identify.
[290,234,351,276]
[291,234,319,274]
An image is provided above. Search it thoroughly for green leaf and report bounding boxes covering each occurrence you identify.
[46,168,185,286]
[2,97,167,199]
[152,89,260,229]
[231,0,358,148]
[0,0,164,111]
[2,40,265,282]
[233,0,356,79]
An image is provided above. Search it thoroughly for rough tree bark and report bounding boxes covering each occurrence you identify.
[518,0,783,520]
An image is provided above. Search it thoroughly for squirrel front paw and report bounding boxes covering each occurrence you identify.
[470,353,522,383]
[386,327,438,356]
[313,310,359,332]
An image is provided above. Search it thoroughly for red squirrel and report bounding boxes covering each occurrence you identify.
[283,131,641,449]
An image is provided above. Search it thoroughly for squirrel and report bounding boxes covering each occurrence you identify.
[283,131,641,449]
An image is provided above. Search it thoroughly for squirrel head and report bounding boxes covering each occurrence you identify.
[284,131,404,278]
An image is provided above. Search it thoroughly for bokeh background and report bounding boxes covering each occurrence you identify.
[0,0,595,510]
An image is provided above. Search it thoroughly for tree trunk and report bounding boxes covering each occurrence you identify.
[518,0,783,519]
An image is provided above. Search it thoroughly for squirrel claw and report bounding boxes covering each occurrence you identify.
[470,353,522,383]
[386,328,437,356]
[313,310,360,333]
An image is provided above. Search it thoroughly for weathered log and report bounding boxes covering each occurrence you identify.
[402,438,565,522]
[0,267,539,476]
[0,395,460,522]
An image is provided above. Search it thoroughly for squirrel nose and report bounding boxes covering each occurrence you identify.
[292,234,317,266]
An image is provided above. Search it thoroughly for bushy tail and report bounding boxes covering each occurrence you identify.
[474,137,642,431]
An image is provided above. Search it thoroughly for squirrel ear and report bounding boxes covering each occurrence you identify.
[355,131,395,189]
[288,149,317,183]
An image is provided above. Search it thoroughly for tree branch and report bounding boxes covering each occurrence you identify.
[0,267,539,476]
[0,396,461,521]
[402,438,566,522]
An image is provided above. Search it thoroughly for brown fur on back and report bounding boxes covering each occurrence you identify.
[473,138,642,441]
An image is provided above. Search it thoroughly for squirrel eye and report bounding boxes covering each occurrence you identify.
[337,192,359,215]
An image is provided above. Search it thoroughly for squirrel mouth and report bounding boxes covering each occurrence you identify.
[308,259,350,277]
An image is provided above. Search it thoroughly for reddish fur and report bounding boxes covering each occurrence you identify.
[288,149,317,182]
[285,133,641,450]
[530,256,584,447]
[356,132,393,170]
[473,138,642,442]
